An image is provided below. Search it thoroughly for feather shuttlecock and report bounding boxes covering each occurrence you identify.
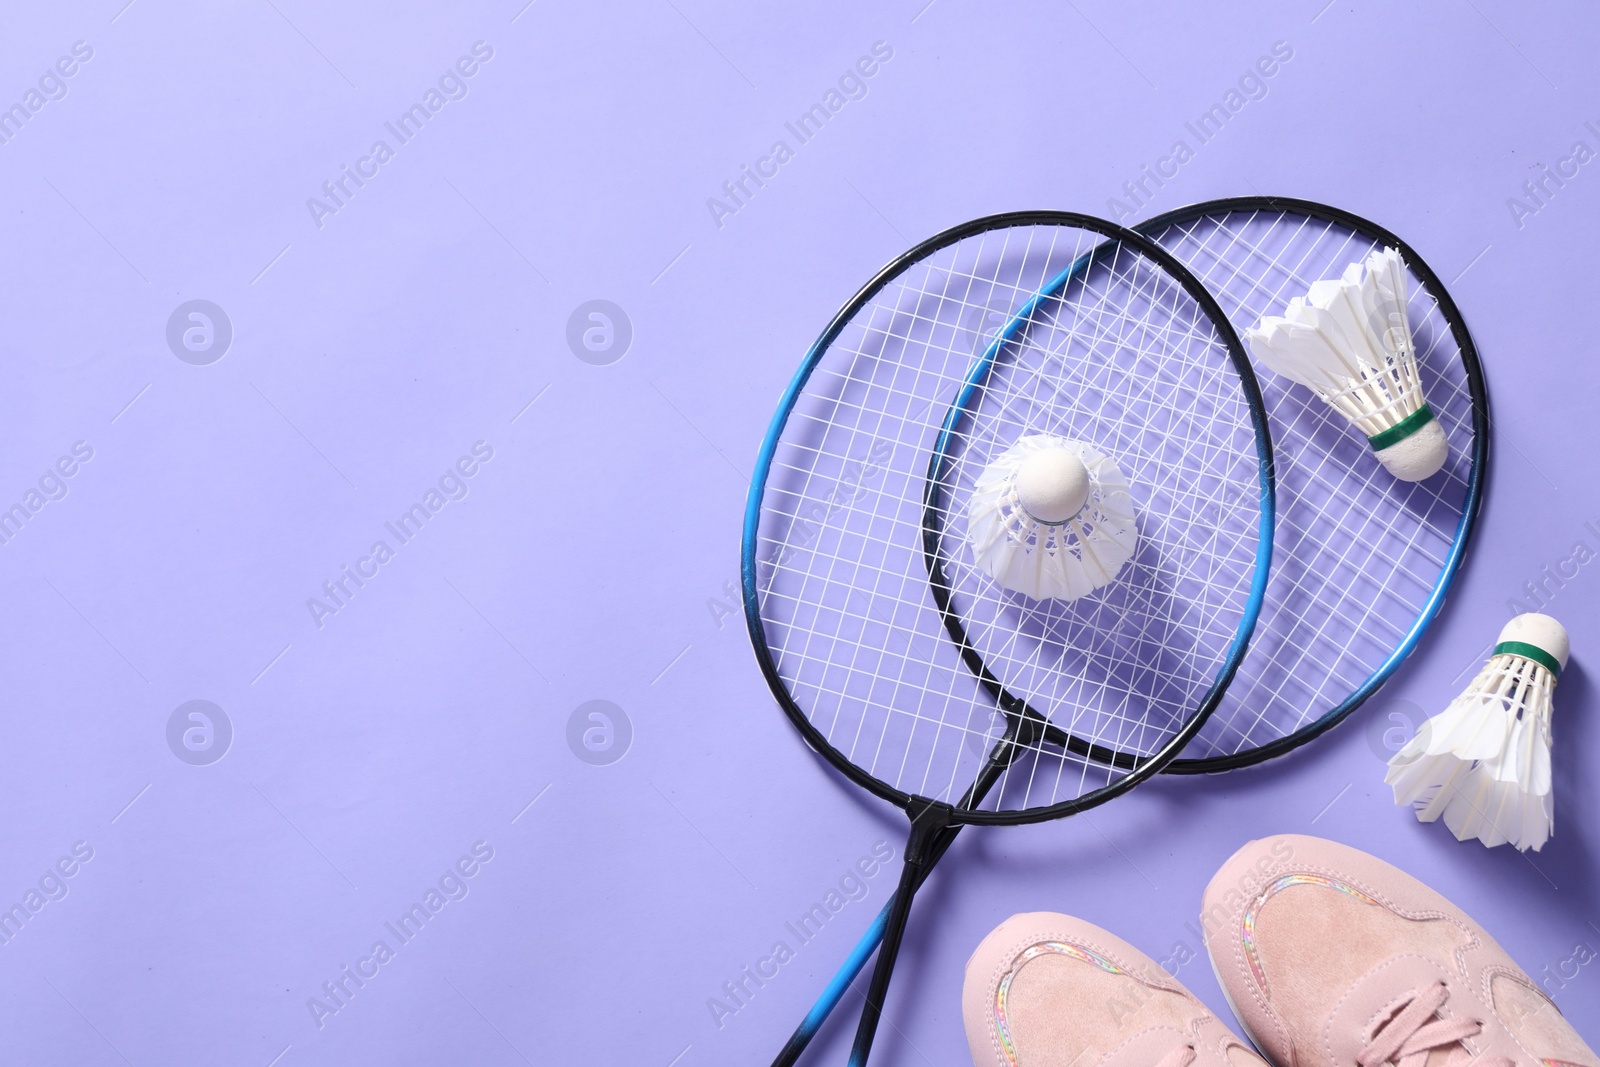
[1244,246,1448,482]
[1386,613,1569,852]
[966,434,1136,601]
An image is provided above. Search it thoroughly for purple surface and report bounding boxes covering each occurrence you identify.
[0,2,1595,1065]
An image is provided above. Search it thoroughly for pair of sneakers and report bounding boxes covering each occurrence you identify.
[962,834,1596,1067]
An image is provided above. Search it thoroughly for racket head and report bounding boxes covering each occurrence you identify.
[742,211,1274,826]
[1134,196,1488,772]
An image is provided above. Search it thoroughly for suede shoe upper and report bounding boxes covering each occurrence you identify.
[1200,834,1597,1067]
[964,911,1267,1067]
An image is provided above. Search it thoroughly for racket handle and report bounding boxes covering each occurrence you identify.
[767,902,891,1067]
[846,804,950,1067]
[768,820,967,1067]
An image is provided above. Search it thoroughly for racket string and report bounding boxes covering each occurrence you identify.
[1146,211,1473,759]
[757,222,1264,810]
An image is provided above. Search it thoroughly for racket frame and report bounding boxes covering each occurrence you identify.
[742,209,1276,827]
[1134,196,1489,773]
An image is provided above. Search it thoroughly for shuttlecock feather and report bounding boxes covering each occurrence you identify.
[1244,246,1448,482]
[1386,613,1568,852]
[967,434,1136,601]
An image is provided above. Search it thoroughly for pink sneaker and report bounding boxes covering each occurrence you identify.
[1201,834,1597,1067]
[963,911,1268,1067]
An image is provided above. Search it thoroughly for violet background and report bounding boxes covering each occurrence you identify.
[0,1,1596,1064]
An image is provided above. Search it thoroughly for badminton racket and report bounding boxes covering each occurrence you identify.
[744,211,1275,1066]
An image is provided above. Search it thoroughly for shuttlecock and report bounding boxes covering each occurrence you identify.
[966,434,1136,601]
[1386,613,1569,852]
[1244,246,1448,482]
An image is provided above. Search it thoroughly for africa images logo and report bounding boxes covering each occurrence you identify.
[306,841,495,1029]
[305,42,495,229]
[705,41,895,230]
[0,40,94,148]
[0,441,94,548]
[305,442,495,629]
[166,700,232,766]
[165,300,233,365]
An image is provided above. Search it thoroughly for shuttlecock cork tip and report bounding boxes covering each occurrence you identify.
[1497,613,1570,674]
[1372,409,1448,481]
[1015,446,1091,524]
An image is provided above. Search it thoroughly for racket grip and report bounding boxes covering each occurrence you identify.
[767,902,891,1067]
[768,820,967,1067]
[847,803,951,1067]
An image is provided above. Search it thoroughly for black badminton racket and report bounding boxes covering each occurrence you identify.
[743,211,1275,1066]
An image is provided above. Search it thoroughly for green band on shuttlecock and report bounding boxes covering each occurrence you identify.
[1494,640,1562,677]
[1367,404,1437,452]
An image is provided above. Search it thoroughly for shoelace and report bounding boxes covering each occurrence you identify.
[1154,1045,1196,1067]
[1355,981,1514,1067]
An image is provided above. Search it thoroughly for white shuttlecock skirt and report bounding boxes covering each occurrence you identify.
[1386,615,1566,852]
[966,434,1136,601]
[1244,247,1448,482]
